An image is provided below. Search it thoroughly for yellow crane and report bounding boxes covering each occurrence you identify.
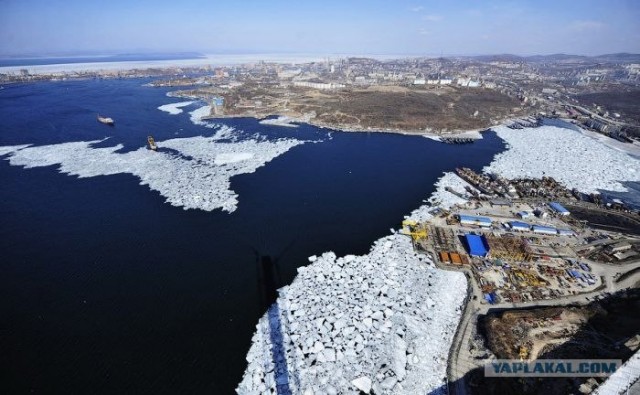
[519,345,529,361]
[401,220,428,242]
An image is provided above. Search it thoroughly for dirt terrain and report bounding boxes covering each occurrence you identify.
[467,291,640,395]
[482,307,593,361]
[175,83,526,134]
[575,90,640,125]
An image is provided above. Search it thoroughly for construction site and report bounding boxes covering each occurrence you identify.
[403,199,607,305]
[469,290,640,395]
[400,173,640,395]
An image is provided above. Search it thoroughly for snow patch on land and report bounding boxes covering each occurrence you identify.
[0,133,303,213]
[157,100,195,115]
[238,235,465,394]
[485,125,640,194]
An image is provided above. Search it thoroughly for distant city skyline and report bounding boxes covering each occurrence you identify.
[1,0,639,57]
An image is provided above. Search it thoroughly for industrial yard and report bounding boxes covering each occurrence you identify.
[414,198,609,306]
[470,291,640,395]
[401,164,640,395]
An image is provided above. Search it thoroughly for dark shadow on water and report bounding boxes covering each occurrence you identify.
[268,304,293,395]
[156,147,194,161]
[256,248,299,394]
[599,181,640,211]
[258,255,280,310]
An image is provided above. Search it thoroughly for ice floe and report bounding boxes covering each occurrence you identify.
[426,173,475,210]
[0,144,30,157]
[402,172,479,223]
[189,105,214,128]
[237,234,466,394]
[259,116,300,128]
[423,129,483,142]
[485,125,640,194]
[214,152,254,165]
[237,121,640,394]
[0,132,304,213]
[157,100,195,115]
[593,350,640,395]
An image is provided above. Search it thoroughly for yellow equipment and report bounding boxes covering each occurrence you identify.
[147,135,158,151]
[519,346,529,361]
[401,220,428,242]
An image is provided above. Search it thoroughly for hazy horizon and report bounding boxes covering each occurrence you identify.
[3,50,640,60]
[1,0,639,57]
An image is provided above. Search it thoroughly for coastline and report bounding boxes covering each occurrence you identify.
[236,120,640,394]
[201,110,530,140]
[562,118,640,159]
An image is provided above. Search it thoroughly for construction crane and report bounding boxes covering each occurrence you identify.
[401,220,428,243]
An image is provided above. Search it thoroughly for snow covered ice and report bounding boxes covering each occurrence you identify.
[157,100,195,115]
[235,168,474,394]
[237,235,466,394]
[593,350,640,395]
[189,105,215,128]
[0,130,304,213]
[485,125,640,195]
[259,116,300,128]
[237,122,640,394]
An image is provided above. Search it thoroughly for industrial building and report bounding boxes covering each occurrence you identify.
[212,97,225,115]
[464,234,490,257]
[517,211,532,219]
[557,229,575,236]
[614,250,638,260]
[532,225,558,235]
[509,221,531,231]
[292,81,346,90]
[490,199,511,207]
[458,214,492,227]
[608,241,632,253]
[549,202,570,216]
[534,209,549,218]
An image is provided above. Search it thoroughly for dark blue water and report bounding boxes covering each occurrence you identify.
[0,53,204,67]
[0,79,506,394]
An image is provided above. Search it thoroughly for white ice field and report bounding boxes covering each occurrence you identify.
[0,125,304,213]
[157,100,195,115]
[485,125,640,194]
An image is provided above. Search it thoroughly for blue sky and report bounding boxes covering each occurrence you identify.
[1,0,639,56]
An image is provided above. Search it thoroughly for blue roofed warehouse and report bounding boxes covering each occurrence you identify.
[509,221,531,231]
[464,234,490,257]
[549,202,570,216]
[532,225,557,235]
[458,214,492,227]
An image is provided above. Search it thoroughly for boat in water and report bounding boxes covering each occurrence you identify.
[97,114,114,125]
[147,135,158,151]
